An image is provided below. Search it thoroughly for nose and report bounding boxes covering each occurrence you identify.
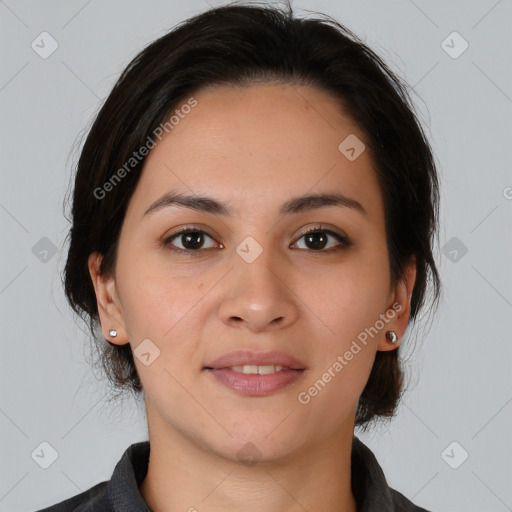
[218,245,299,333]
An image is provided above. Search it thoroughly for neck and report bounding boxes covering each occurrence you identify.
[140,415,358,512]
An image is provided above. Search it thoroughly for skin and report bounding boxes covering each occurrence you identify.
[88,83,416,512]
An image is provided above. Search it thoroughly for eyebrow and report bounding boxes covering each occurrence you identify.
[142,191,367,218]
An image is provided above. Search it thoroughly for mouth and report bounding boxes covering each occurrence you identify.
[227,365,290,374]
[203,350,306,396]
[204,367,305,396]
[204,349,307,371]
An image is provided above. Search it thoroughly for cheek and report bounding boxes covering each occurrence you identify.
[296,248,390,402]
[115,237,203,334]
[301,253,391,340]
[119,269,203,393]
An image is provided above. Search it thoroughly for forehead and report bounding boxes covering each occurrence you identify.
[124,84,383,223]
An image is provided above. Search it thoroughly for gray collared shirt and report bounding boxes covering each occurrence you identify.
[35,436,432,511]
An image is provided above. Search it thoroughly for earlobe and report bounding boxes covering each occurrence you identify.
[378,256,417,352]
[87,252,129,345]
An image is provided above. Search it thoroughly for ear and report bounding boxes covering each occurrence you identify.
[87,252,129,345]
[377,256,417,352]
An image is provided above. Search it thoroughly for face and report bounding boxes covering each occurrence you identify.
[89,84,415,463]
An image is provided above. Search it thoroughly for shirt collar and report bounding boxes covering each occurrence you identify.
[105,436,412,512]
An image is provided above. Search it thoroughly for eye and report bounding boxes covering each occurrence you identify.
[293,226,351,252]
[164,227,221,254]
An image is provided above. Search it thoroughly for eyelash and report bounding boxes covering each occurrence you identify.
[162,225,352,256]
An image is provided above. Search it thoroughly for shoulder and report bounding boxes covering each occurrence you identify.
[33,481,109,511]
[33,441,151,512]
[390,488,433,511]
[351,436,433,512]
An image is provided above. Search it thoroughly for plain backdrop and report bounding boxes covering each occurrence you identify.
[1,1,511,511]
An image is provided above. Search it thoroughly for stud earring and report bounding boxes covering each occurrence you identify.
[109,329,118,338]
[385,331,398,343]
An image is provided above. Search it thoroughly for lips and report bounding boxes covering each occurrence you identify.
[204,349,307,371]
[204,350,306,396]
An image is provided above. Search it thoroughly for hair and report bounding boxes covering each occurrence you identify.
[62,0,441,429]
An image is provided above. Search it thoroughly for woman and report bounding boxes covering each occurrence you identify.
[38,2,440,511]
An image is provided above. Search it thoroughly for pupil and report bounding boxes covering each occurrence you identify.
[183,232,203,249]
[306,232,327,250]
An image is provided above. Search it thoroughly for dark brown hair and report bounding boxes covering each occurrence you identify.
[62,1,441,429]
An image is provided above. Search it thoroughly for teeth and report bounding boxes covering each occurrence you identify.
[229,365,286,374]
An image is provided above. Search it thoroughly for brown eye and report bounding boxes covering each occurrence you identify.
[164,229,218,253]
[294,228,351,251]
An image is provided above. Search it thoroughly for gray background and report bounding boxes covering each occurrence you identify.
[1,0,511,511]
